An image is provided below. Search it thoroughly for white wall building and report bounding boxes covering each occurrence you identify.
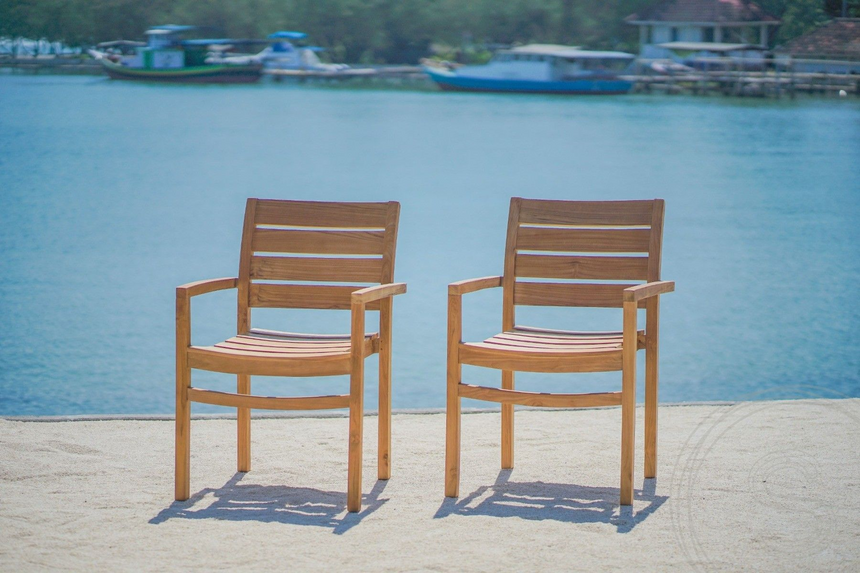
[625,0,781,51]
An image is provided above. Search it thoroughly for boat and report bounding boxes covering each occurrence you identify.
[204,31,352,74]
[257,31,350,72]
[93,25,263,83]
[424,44,636,95]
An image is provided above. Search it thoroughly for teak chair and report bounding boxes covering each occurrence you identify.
[445,198,674,505]
[175,199,405,513]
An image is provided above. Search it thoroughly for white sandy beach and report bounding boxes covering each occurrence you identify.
[2,399,859,572]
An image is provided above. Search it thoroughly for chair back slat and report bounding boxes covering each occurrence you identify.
[237,199,399,317]
[254,200,390,228]
[249,284,382,311]
[515,254,649,281]
[518,199,654,226]
[516,227,650,253]
[252,228,386,255]
[504,198,664,317]
[515,282,645,308]
[250,256,384,283]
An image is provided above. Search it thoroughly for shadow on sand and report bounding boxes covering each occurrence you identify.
[434,470,666,533]
[150,473,388,534]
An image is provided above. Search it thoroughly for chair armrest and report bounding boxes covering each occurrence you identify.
[351,282,407,305]
[448,276,503,296]
[177,277,238,299]
[176,278,237,350]
[623,280,675,303]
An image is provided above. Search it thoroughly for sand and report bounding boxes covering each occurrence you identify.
[2,399,859,572]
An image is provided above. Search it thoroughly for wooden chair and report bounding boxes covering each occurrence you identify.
[445,198,674,505]
[175,199,405,513]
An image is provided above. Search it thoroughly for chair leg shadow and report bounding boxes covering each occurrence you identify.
[151,473,388,534]
[435,471,666,533]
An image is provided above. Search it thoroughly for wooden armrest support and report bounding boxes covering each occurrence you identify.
[177,277,238,299]
[351,282,407,305]
[623,280,675,303]
[448,276,503,296]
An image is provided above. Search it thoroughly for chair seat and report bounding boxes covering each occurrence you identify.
[459,326,645,373]
[187,328,379,377]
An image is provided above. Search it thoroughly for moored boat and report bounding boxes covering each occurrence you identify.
[94,25,263,84]
[424,44,636,95]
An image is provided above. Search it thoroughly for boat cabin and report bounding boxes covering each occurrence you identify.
[471,45,635,81]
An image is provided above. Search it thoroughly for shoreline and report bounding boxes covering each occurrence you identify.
[1,399,744,423]
[2,64,857,98]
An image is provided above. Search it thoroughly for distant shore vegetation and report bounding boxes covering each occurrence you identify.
[1,0,856,63]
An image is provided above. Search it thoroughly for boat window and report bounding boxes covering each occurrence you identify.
[579,58,631,72]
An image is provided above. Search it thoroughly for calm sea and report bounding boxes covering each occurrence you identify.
[0,75,858,415]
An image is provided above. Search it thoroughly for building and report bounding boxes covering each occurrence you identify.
[625,0,781,51]
[773,18,860,72]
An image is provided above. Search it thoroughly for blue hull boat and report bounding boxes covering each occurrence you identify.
[424,44,635,95]
[425,67,633,95]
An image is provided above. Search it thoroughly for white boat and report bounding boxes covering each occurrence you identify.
[210,31,349,72]
[424,44,636,95]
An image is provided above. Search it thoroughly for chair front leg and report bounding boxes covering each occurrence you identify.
[237,374,251,472]
[378,298,393,480]
[445,293,462,497]
[620,300,638,506]
[347,302,366,513]
[175,293,191,501]
[645,298,660,479]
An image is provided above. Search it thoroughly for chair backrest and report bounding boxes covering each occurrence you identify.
[501,198,664,330]
[236,199,400,331]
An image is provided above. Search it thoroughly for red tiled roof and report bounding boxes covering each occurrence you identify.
[626,0,780,23]
[774,19,860,59]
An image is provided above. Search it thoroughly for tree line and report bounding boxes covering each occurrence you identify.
[1,0,857,63]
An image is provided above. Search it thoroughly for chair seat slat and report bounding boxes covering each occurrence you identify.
[459,343,623,373]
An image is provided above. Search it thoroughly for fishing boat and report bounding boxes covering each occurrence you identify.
[93,25,263,83]
[424,44,636,95]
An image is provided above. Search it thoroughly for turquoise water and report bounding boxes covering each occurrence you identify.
[1,75,858,415]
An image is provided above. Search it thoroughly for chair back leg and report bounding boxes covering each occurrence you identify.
[237,374,251,472]
[501,370,514,469]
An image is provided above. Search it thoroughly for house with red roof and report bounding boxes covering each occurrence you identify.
[773,18,860,73]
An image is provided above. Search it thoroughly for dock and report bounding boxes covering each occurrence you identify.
[626,57,860,97]
[0,55,102,74]
[265,65,425,83]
